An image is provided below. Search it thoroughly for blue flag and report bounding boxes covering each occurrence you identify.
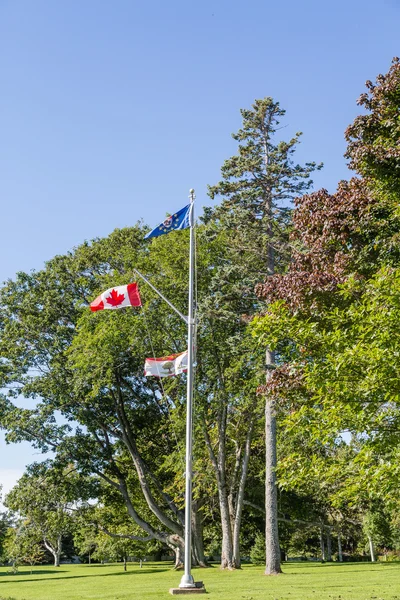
[145,204,191,239]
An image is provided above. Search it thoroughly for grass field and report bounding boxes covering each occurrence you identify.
[0,561,399,600]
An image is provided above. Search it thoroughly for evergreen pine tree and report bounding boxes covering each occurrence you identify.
[208,98,321,574]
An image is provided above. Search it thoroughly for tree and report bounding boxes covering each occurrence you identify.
[361,508,394,562]
[0,227,189,567]
[250,532,265,565]
[5,523,45,574]
[0,225,226,568]
[151,226,274,569]
[253,58,400,561]
[5,463,83,566]
[345,57,400,202]
[208,98,321,573]
[0,486,10,563]
[0,213,278,571]
[91,531,145,571]
[74,483,169,569]
[73,520,98,564]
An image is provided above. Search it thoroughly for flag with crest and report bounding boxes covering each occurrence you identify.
[144,350,188,377]
[144,204,191,239]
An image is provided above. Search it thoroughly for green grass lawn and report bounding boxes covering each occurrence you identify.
[0,561,399,600]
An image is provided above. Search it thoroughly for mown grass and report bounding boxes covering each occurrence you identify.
[0,561,399,600]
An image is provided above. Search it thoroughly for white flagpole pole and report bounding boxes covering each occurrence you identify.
[179,188,196,589]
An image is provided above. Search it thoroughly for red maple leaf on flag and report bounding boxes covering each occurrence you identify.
[105,289,125,307]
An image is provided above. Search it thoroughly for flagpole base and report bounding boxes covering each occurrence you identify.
[179,573,195,588]
[170,581,206,595]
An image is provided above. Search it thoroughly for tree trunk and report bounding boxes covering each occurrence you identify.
[232,419,254,569]
[192,499,207,567]
[220,490,234,569]
[265,354,282,576]
[368,535,376,562]
[326,532,332,561]
[202,412,235,570]
[46,547,61,567]
[319,530,325,562]
[97,436,188,561]
[174,544,185,569]
[115,400,183,536]
[43,536,61,567]
[118,478,184,553]
[337,532,343,562]
[123,556,127,571]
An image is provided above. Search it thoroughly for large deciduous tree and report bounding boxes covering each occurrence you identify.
[0,220,264,570]
[253,58,400,553]
[0,227,196,567]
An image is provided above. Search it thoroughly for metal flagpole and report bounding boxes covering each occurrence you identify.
[179,188,196,589]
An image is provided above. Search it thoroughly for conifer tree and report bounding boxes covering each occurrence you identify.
[208,98,321,574]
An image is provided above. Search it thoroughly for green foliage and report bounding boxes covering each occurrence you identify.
[249,532,265,564]
[0,498,10,564]
[205,97,322,569]
[362,509,395,552]
[72,520,98,563]
[251,59,400,555]
[4,463,87,566]
[0,225,190,555]
[4,525,44,573]
[0,214,270,563]
[208,97,322,292]
[346,57,400,199]
[253,268,400,509]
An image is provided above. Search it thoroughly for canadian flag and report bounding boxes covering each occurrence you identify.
[90,283,141,312]
[144,350,188,378]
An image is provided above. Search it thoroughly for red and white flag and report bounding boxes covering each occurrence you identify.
[90,283,141,312]
[144,350,188,378]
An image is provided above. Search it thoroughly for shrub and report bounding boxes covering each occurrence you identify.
[250,533,265,565]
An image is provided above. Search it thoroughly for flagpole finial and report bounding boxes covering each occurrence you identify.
[189,189,195,202]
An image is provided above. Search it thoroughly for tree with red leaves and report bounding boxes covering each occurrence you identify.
[253,58,400,538]
[256,58,400,312]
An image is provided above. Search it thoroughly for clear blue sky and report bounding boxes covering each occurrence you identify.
[0,0,399,495]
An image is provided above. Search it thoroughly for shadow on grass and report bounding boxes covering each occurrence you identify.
[285,561,400,568]
[0,568,171,585]
[282,562,400,576]
[82,563,174,568]
[0,571,68,577]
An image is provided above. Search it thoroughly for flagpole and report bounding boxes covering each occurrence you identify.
[179,188,196,589]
